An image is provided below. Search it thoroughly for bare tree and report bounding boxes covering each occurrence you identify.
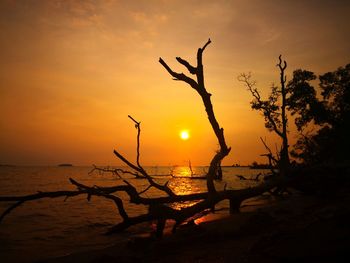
[159,39,229,188]
[239,56,290,177]
[0,40,282,237]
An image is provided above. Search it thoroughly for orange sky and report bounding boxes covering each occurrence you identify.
[0,0,349,166]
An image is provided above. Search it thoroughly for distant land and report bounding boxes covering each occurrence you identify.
[58,163,73,167]
[231,162,272,169]
[230,164,249,168]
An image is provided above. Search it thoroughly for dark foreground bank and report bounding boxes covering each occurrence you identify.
[38,189,350,263]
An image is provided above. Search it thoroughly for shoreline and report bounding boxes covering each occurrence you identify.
[39,191,350,263]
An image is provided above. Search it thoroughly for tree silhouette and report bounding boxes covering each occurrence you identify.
[0,40,284,237]
[239,56,290,178]
[290,63,350,165]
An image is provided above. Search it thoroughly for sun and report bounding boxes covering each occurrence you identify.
[180,130,190,140]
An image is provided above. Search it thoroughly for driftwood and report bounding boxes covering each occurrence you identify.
[0,39,282,237]
[235,173,263,181]
[88,164,145,179]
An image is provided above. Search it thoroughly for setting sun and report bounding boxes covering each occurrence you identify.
[180,130,190,140]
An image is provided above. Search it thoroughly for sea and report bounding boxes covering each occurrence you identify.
[0,166,269,262]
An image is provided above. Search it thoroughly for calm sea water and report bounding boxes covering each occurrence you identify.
[0,166,267,262]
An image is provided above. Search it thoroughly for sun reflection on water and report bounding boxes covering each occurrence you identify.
[168,166,206,210]
[175,166,193,177]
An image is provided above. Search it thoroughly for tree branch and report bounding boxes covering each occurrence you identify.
[176,57,197,74]
[128,115,142,169]
[238,73,284,138]
[160,39,230,194]
[0,39,291,238]
[159,58,199,90]
[89,164,143,179]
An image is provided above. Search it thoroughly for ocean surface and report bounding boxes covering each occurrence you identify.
[0,166,268,262]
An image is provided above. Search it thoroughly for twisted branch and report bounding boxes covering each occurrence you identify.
[0,40,288,237]
[160,38,230,194]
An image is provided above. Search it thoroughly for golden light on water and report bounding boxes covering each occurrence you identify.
[180,130,190,140]
[176,166,192,177]
[168,166,203,210]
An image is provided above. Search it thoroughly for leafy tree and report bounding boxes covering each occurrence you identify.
[241,56,350,167]
[291,64,350,165]
[286,69,326,130]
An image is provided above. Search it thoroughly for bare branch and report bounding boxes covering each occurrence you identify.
[159,58,199,90]
[197,38,212,63]
[238,73,284,138]
[89,164,144,179]
[138,185,153,195]
[107,214,153,235]
[0,172,285,235]
[127,115,139,125]
[0,201,24,222]
[0,189,87,222]
[0,40,293,238]
[260,137,278,164]
[113,150,143,174]
[277,54,287,71]
[113,118,170,196]
[160,39,230,194]
[176,57,197,74]
[202,38,212,52]
[128,115,142,169]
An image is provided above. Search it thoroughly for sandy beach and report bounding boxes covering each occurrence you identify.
[39,191,350,263]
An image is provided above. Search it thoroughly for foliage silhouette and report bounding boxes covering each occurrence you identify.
[291,63,350,165]
[240,57,350,168]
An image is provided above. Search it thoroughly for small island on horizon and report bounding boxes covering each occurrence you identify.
[58,163,73,167]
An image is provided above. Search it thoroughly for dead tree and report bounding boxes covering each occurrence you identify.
[0,39,283,237]
[238,56,290,177]
[159,39,230,193]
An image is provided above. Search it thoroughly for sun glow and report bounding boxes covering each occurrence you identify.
[180,130,190,140]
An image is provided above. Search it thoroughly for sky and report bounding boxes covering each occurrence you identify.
[0,0,349,166]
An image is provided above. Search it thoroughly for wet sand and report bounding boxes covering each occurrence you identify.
[39,191,350,263]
